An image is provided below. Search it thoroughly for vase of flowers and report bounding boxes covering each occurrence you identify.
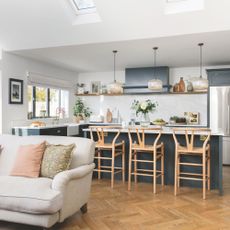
[131,99,158,127]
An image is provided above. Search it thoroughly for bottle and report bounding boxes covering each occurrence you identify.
[106,109,113,123]
[187,81,193,92]
[179,77,185,92]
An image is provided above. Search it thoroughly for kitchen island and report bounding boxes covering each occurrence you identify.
[83,126,224,195]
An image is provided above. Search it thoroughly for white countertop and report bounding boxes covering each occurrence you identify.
[83,125,224,136]
[12,122,121,130]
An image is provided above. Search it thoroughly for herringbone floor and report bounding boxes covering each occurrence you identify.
[1,167,230,230]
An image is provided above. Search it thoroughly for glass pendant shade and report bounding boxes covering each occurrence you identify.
[148,79,163,90]
[191,43,208,91]
[107,81,123,94]
[148,47,163,91]
[107,50,123,94]
[190,77,208,91]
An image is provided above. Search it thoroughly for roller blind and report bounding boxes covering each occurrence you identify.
[27,71,74,89]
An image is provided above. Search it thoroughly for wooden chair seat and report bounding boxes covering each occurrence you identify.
[131,143,163,152]
[96,142,124,149]
[177,145,210,154]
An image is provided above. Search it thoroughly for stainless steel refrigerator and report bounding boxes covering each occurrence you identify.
[210,86,230,165]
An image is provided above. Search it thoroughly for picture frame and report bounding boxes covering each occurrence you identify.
[91,81,101,94]
[9,78,23,104]
[184,112,199,125]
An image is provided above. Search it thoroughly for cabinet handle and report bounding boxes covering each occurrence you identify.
[57,130,61,133]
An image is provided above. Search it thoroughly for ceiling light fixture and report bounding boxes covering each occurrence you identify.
[191,43,208,91]
[148,47,163,91]
[107,50,123,94]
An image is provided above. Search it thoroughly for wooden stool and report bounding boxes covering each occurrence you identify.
[128,127,164,194]
[89,126,125,188]
[172,128,211,199]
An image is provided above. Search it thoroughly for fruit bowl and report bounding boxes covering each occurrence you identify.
[153,119,166,126]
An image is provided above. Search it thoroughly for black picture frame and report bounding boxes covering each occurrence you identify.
[9,78,23,104]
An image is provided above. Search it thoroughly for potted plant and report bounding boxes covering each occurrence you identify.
[73,98,92,123]
[131,99,158,126]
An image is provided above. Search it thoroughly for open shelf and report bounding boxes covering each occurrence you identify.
[75,91,207,96]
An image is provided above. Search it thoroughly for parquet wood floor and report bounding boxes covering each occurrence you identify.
[1,167,230,230]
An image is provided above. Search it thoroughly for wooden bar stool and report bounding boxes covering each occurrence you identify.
[89,126,125,188]
[128,127,164,194]
[172,128,211,199]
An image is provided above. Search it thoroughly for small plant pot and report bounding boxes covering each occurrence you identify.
[74,115,84,123]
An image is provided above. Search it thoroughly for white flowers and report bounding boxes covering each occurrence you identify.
[131,99,158,115]
[140,101,148,111]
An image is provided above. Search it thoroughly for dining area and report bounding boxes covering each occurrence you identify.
[84,125,223,200]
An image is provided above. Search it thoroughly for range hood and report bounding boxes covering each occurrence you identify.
[124,66,170,93]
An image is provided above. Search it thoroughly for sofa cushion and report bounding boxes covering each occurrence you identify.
[0,176,63,214]
[10,142,46,178]
[40,143,75,179]
[0,135,95,176]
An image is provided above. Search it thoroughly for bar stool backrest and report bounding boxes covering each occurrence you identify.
[172,128,211,151]
[128,127,162,149]
[89,126,122,145]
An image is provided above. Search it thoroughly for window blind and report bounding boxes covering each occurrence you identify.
[27,71,74,89]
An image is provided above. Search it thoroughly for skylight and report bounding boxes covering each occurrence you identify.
[165,0,204,14]
[72,0,95,11]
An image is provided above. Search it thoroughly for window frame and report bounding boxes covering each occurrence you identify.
[70,0,96,15]
[28,85,69,119]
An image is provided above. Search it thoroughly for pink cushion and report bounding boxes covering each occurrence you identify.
[10,142,46,178]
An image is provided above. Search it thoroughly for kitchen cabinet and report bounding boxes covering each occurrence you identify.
[12,126,67,136]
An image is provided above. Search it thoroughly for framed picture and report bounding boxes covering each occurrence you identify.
[91,81,101,94]
[184,112,199,125]
[9,78,23,104]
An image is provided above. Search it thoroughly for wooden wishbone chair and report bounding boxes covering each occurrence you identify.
[89,126,125,188]
[128,127,164,194]
[173,128,211,199]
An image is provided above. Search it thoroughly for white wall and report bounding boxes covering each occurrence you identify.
[1,52,78,134]
[77,66,229,126]
[0,50,2,133]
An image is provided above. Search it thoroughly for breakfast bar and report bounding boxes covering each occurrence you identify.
[83,126,224,195]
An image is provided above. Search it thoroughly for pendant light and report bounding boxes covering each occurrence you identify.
[148,47,163,91]
[107,50,123,94]
[191,43,208,91]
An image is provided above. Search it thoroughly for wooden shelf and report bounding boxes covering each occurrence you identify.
[75,91,207,96]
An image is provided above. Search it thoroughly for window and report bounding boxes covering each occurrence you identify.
[70,0,96,14]
[27,86,69,119]
[165,0,204,14]
[72,0,95,10]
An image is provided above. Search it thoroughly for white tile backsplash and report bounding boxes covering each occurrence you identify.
[80,94,207,125]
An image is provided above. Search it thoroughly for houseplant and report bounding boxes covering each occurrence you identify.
[73,98,92,123]
[131,99,158,126]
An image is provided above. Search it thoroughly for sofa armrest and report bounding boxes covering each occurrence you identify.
[52,163,95,192]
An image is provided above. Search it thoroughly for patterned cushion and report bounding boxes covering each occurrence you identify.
[40,144,75,179]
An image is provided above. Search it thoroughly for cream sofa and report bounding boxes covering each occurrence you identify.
[0,134,95,228]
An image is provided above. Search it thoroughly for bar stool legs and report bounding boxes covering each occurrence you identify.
[173,128,211,199]
[97,150,101,180]
[161,144,165,187]
[122,141,125,184]
[95,141,125,189]
[207,145,211,191]
[128,142,165,194]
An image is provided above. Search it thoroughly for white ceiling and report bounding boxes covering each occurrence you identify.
[0,0,230,72]
[0,0,230,51]
[13,31,230,72]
